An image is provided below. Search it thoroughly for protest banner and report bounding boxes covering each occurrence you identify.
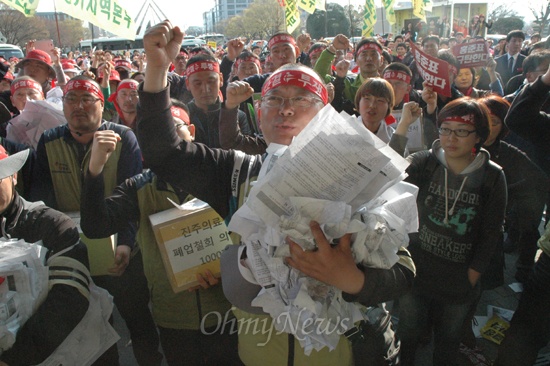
[55,0,136,40]
[298,0,316,14]
[382,0,396,25]
[412,0,425,21]
[362,0,377,37]
[409,41,453,97]
[0,0,38,16]
[284,0,300,34]
[452,39,490,68]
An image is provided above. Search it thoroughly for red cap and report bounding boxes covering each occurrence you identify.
[98,69,121,82]
[15,50,56,79]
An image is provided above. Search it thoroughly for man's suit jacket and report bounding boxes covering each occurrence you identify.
[496,53,526,87]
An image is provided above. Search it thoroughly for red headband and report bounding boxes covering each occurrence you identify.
[356,43,382,56]
[308,46,326,58]
[11,79,43,96]
[185,61,220,78]
[234,57,261,71]
[171,106,190,125]
[64,79,104,102]
[268,34,297,50]
[107,80,139,103]
[383,70,411,84]
[262,69,328,105]
[442,114,475,125]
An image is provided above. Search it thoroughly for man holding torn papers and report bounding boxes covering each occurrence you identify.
[138,20,418,366]
[0,147,117,365]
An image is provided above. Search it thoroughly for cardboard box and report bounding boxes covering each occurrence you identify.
[149,199,233,293]
[66,212,116,276]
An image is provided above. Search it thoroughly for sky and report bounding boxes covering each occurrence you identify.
[35,0,541,31]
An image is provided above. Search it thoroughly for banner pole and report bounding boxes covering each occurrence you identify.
[53,0,62,48]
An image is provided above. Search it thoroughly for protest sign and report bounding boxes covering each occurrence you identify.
[149,199,232,293]
[409,41,452,97]
[452,39,490,68]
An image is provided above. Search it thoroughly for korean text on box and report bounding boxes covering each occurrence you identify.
[149,202,233,293]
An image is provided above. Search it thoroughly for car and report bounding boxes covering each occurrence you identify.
[0,44,24,60]
[181,38,207,49]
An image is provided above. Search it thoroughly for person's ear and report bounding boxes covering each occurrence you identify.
[188,124,196,140]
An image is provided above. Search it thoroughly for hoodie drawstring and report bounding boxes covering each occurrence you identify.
[444,168,468,225]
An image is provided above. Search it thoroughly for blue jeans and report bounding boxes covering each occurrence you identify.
[398,287,479,366]
[495,251,550,366]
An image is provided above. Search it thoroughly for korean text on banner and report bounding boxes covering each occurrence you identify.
[0,0,39,16]
[382,0,396,25]
[362,0,377,37]
[452,39,490,68]
[298,0,316,14]
[55,0,136,41]
[285,0,301,34]
[409,41,452,97]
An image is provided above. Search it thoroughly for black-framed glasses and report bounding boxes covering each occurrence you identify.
[438,127,477,137]
[261,95,322,109]
[62,94,101,106]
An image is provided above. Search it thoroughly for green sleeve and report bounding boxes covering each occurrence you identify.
[313,49,336,81]
[102,86,115,111]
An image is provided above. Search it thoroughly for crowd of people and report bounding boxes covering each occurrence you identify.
[0,17,547,366]
[400,15,493,41]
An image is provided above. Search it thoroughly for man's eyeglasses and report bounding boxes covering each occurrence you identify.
[261,95,322,109]
[438,127,477,137]
[63,94,101,106]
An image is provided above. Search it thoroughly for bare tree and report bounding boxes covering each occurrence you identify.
[0,5,49,46]
[43,19,89,49]
[530,0,550,36]
[488,4,521,22]
[225,0,284,40]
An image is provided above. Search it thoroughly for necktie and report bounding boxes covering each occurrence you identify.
[508,56,514,74]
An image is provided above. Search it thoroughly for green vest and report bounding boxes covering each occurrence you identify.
[136,174,232,329]
[44,135,122,212]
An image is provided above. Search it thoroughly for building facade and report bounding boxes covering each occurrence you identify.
[204,0,255,33]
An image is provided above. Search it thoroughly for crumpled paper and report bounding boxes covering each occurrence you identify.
[232,193,413,354]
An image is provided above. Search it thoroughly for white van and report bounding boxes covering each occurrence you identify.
[0,44,24,60]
